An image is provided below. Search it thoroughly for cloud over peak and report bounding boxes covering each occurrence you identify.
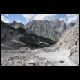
[34,14,57,20]
[22,14,57,22]
[66,14,79,24]
[1,14,10,23]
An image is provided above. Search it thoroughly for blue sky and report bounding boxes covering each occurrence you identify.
[1,14,79,25]
[1,14,27,24]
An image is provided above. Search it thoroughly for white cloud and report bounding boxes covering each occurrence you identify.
[15,20,21,23]
[34,14,47,20]
[22,14,57,23]
[4,14,8,16]
[66,14,79,24]
[22,14,36,21]
[34,14,57,20]
[1,15,10,23]
[59,18,65,21]
[59,18,67,23]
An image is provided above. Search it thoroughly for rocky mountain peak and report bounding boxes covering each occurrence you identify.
[10,20,24,29]
[13,20,17,24]
[26,20,66,41]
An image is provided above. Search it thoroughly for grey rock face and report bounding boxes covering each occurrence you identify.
[26,20,66,41]
[67,23,75,28]
[53,26,79,65]
[1,21,15,43]
[1,21,25,50]
[1,20,55,50]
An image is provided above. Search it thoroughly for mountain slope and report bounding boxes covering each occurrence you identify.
[52,25,79,65]
[34,25,79,66]
[1,20,79,66]
[1,20,55,50]
[1,21,25,50]
[26,20,66,41]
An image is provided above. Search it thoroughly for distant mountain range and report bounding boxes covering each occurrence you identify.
[1,19,78,50]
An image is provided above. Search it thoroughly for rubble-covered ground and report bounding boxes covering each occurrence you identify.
[1,47,78,66]
[1,49,54,66]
